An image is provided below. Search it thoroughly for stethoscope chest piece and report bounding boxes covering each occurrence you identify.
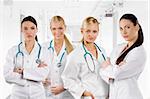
[57,63,62,68]
[36,59,42,64]
[48,40,66,68]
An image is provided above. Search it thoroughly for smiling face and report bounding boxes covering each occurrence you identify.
[21,21,37,42]
[119,19,139,43]
[81,23,99,43]
[50,21,66,40]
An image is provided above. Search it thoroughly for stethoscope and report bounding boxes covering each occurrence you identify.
[15,42,41,67]
[82,42,106,73]
[48,40,66,68]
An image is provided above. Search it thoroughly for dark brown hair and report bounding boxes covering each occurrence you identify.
[116,14,144,65]
[21,16,38,41]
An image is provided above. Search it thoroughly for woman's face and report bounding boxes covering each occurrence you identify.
[119,19,139,42]
[21,21,37,42]
[50,21,66,40]
[81,23,99,43]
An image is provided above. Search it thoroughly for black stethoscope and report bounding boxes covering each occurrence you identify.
[82,42,106,73]
[15,42,41,67]
[48,40,66,68]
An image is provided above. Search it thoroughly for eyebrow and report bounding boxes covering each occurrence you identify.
[121,24,130,28]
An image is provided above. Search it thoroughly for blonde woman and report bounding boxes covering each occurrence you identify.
[62,17,109,99]
[41,16,74,99]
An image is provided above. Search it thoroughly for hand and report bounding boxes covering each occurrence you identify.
[38,61,47,67]
[13,67,24,74]
[51,85,65,95]
[118,61,126,66]
[82,91,95,99]
[101,57,111,68]
[42,78,51,87]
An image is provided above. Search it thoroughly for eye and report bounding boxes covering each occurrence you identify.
[52,28,56,31]
[31,27,35,30]
[86,30,91,33]
[127,26,130,29]
[24,27,28,30]
[125,26,130,29]
[58,27,63,30]
[120,27,123,31]
[93,30,97,33]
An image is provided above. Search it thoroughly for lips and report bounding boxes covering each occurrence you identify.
[27,35,32,38]
[88,37,94,40]
[123,36,128,38]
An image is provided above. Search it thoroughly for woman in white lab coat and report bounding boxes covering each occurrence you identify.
[61,17,109,99]
[3,16,49,99]
[42,16,74,99]
[100,14,146,99]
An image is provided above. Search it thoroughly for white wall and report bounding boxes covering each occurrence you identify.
[0,0,149,99]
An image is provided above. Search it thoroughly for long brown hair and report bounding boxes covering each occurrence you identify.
[21,16,38,41]
[116,14,144,65]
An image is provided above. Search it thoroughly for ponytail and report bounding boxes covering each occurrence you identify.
[21,16,38,42]
[50,16,74,54]
[116,14,144,65]
[64,34,74,54]
[35,35,38,41]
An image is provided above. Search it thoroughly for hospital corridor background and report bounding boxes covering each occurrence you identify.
[0,0,150,99]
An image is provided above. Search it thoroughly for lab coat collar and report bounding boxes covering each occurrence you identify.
[117,43,128,58]
[96,46,103,62]
[51,39,66,59]
[80,42,99,60]
[22,41,39,56]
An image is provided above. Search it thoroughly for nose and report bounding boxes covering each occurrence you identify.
[56,29,60,33]
[88,31,93,35]
[87,33,92,38]
[26,29,33,34]
[55,29,62,35]
[122,29,127,34]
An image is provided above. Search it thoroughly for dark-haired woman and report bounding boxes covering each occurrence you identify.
[100,14,146,99]
[3,16,49,99]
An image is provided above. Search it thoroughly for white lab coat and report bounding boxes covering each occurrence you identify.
[4,41,49,99]
[100,43,146,99]
[42,40,74,99]
[61,43,109,99]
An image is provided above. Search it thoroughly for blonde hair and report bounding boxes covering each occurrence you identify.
[81,16,100,28]
[81,17,100,42]
[50,16,74,54]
